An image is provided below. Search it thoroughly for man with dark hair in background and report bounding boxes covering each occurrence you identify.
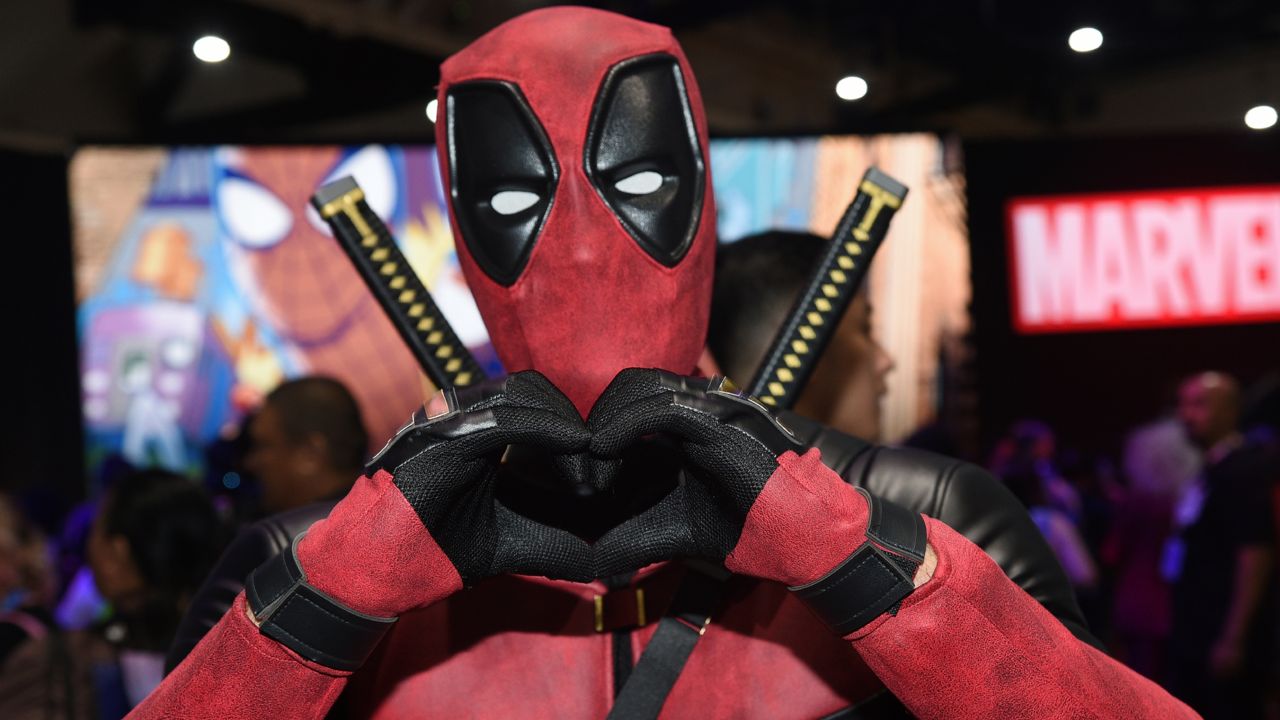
[245,376,369,514]
[1167,371,1277,719]
[165,376,368,672]
[709,230,894,441]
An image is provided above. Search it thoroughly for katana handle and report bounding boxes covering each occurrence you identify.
[311,176,487,390]
[746,167,908,409]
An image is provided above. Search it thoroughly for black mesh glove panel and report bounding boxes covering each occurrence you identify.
[367,371,596,584]
[587,368,806,574]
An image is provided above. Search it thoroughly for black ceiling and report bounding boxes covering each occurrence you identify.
[1,0,1277,149]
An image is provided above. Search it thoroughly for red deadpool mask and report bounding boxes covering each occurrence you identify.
[437,7,717,417]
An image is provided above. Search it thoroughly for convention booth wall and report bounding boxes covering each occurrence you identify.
[67,136,968,490]
[966,133,1280,460]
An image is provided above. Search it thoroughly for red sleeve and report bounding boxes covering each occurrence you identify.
[126,594,349,719]
[847,518,1198,720]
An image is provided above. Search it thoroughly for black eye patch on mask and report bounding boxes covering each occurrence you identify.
[446,81,559,286]
[585,54,705,266]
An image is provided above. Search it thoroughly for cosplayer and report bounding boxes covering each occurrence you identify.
[133,8,1194,719]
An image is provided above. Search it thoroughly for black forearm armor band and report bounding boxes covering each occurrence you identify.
[246,534,397,671]
[789,489,928,636]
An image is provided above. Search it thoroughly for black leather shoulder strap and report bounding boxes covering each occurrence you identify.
[604,415,870,720]
[777,410,872,474]
[606,562,730,720]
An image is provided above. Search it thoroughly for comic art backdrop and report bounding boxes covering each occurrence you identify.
[70,137,967,487]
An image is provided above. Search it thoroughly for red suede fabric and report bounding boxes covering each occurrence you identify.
[848,518,1200,719]
[128,594,349,719]
[136,576,888,719]
[346,575,887,718]
[726,449,871,586]
[436,8,718,417]
[130,565,1195,719]
[297,470,463,617]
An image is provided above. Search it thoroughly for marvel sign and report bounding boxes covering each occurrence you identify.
[1007,186,1280,332]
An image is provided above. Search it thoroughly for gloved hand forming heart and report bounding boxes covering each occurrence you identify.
[286,371,599,622]
[586,368,895,588]
[280,367,918,621]
[249,368,925,673]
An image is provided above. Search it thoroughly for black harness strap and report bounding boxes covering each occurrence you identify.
[606,562,729,720]
[604,423,870,719]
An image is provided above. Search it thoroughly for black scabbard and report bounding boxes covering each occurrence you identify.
[311,176,487,390]
[746,167,908,409]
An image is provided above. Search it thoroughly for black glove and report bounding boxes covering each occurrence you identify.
[586,368,927,640]
[366,369,598,585]
[586,368,806,575]
[275,370,597,623]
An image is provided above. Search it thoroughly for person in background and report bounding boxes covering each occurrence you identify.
[1102,418,1201,681]
[202,410,259,526]
[708,230,894,441]
[244,376,370,514]
[0,493,58,663]
[1000,460,1099,591]
[165,376,371,672]
[1241,370,1280,446]
[1055,448,1122,636]
[1237,372,1280,720]
[1166,371,1278,719]
[55,454,135,632]
[989,419,1082,523]
[0,494,95,719]
[87,469,225,714]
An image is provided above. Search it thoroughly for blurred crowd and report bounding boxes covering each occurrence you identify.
[714,231,1280,719]
[0,377,368,719]
[1,231,1277,719]
[986,372,1280,720]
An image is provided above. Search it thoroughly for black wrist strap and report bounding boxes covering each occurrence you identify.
[246,534,397,671]
[790,489,927,636]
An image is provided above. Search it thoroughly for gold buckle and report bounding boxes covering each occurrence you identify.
[593,588,647,633]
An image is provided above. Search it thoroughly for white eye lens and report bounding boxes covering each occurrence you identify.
[614,170,663,195]
[490,190,539,216]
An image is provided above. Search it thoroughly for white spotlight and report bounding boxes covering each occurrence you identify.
[426,98,438,123]
[1068,27,1103,53]
[193,35,231,63]
[1245,105,1278,130]
[835,75,868,102]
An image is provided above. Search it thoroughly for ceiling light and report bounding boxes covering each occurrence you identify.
[193,35,231,63]
[1068,27,1103,53]
[426,98,438,123]
[835,75,868,102]
[1245,105,1277,130]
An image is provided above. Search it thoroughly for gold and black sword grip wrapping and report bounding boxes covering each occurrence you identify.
[746,167,908,410]
[311,176,486,390]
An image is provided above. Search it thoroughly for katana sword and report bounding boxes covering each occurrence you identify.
[746,166,908,409]
[311,176,487,390]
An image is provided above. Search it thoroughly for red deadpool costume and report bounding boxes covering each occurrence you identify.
[135,8,1196,719]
